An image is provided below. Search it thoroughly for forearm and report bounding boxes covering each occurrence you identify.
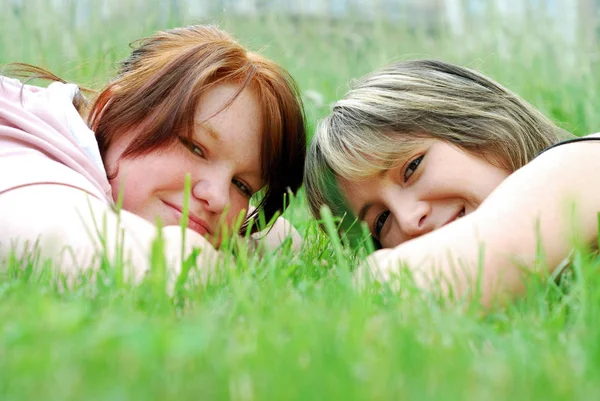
[250,216,302,252]
[365,215,534,305]
[0,185,223,289]
[247,205,302,252]
[365,138,600,306]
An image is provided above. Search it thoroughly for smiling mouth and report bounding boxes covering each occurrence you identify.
[162,201,211,236]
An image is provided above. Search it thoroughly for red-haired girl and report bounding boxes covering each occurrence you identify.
[0,25,306,283]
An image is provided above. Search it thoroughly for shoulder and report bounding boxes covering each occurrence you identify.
[0,77,110,201]
[511,133,600,191]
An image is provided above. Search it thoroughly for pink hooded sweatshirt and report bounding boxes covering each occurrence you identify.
[0,76,112,202]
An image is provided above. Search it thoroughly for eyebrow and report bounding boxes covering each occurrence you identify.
[200,122,221,141]
[358,202,373,222]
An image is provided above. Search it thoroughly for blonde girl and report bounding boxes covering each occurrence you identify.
[305,59,600,305]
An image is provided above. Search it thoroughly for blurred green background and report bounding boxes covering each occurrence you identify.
[2,0,599,138]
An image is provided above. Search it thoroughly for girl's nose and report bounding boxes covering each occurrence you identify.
[394,200,433,239]
[192,175,230,215]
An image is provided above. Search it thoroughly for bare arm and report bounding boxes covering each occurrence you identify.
[0,184,223,289]
[365,135,600,306]
[248,206,303,252]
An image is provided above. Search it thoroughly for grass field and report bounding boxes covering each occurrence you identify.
[2,2,600,400]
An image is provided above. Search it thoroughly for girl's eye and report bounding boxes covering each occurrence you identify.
[404,155,424,182]
[374,210,390,237]
[233,178,252,198]
[179,137,205,158]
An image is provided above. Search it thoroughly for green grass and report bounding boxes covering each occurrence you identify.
[2,1,600,400]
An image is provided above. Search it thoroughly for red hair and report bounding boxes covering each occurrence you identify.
[88,25,306,233]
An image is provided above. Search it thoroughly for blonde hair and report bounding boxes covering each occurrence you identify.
[305,59,572,226]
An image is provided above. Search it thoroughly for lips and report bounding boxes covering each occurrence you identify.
[162,200,211,236]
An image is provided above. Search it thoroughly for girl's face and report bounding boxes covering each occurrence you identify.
[338,139,510,248]
[104,84,264,247]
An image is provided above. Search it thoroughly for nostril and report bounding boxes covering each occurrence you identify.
[418,215,426,228]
